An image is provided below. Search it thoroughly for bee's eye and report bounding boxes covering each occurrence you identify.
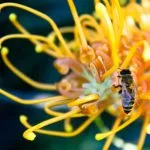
[120,69,131,75]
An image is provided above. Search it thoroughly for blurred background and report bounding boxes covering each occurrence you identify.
[0,0,150,150]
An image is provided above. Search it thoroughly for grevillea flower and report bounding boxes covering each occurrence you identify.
[0,0,150,149]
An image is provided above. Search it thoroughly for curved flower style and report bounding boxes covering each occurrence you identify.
[0,0,150,149]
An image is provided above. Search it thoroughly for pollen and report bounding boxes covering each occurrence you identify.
[24,132,36,141]
[20,115,28,122]
[35,45,43,53]
[64,118,74,133]
[9,13,17,21]
[1,47,9,55]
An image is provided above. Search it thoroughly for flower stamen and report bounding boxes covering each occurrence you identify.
[67,0,87,50]
[9,13,64,56]
[137,115,150,150]
[22,108,80,140]
[95,111,141,140]
[44,100,85,118]
[120,41,145,69]
[68,94,99,107]
[0,88,67,105]
[103,115,123,150]
[64,118,74,132]
[96,3,119,80]
[1,47,57,90]
[0,3,74,58]
[20,108,104,138]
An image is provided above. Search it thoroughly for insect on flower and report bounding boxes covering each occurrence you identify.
[114,69,135,114]
[0,0,150,150]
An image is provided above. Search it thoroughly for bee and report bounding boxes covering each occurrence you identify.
[115,69,135,114]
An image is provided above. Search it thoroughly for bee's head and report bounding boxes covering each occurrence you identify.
[120,69,131,75]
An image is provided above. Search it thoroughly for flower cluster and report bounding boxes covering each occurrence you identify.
[0,0,150,149]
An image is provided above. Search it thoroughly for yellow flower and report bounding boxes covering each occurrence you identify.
[0,0,150,149]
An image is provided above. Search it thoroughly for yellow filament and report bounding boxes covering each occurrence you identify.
[48,26,79,51]
[119,0,128,6]
[74,26,81,49]
[124,2,142,23]
[95,111,141,140]
[22,108,80,140]
[0,88,67,105]
[103,0,111,13]
[0,3,74,58]
[82,27,99,43]
[121,41,144,69]
[111,1,119,38]
[41,48,63,58]
[9,13,63,56]
[94,0,99,6]
[44,99,72,116]
[102,65,118,80]
[111,0,125,49]
[96,3,119,80]
[137,115,150,150]
[48,26,76,48]
[48,26,75,39]
[47,26,79,54]
[44,99,85,118]
[103,116,122,150]
[98,56,107,72]
[20,108,104,138]
[95,0,111,15]
[111,0,121,23]
[0,34,63,58]
[1,47,57,90]
[142,41,150,62]
[0,34,49,48]
[9,13,39,45]
[96,3,116,53]
[67,0,88,50]
[57,26,75,34]
[68,94,99,107]
[146,123,150,134]
[107,105,119,117]
[64,118,73,132]
[80,14,103,36]
[80,18,103,42]
[89,63,100,82]
[139,93,150,100]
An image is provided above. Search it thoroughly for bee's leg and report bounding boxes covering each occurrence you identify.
[119,89,122,94]
[113,84,122,88]
[113,85,122,93]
